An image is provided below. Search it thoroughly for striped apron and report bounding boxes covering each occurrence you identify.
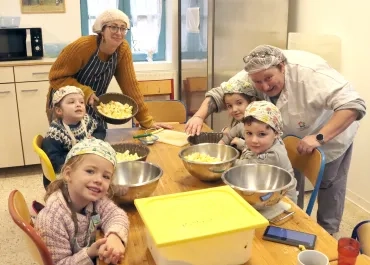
[49,43,118,129]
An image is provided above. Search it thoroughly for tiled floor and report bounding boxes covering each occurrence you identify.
[1,165,370,264]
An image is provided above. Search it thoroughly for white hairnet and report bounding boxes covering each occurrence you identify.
[93,9,130,34]
[243,45,286,74]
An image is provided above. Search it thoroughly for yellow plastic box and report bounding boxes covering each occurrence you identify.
[134,186,269,265]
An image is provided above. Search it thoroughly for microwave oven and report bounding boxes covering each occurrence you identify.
[0,27,43,61]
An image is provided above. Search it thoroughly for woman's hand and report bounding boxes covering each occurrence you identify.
[297,135,321,155]
[87,238,107,258]
[98,233,126,264]
[185,116,204,136]
[88,93,99,106]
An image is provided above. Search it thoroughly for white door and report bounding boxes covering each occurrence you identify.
[0,84,24,167]
[16,81,50,165]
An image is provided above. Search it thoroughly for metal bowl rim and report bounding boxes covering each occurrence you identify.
[113,161,163,187]
[221,163,295,193]
[178,143,239,165]
[111,142,150,161]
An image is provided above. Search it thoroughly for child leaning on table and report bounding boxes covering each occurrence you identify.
[42,86,105,188]
[217,79,258,151]
[235,101,298,203]
[35,138,129,265]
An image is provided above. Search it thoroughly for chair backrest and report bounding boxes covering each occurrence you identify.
[8,190,53,265]
[352,220,370,256]
[283,135,326,215]
[144,100,187,123]
[185,77,207,93]
[32,135,56,182]
[183,77,207,116]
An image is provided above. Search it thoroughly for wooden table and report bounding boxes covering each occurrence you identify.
[330,254,370,264]
[98,124,338,265]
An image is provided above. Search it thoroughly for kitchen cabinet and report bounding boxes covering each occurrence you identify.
[0,84,24,167]
[16,81,50,165]
[0,60,53,168]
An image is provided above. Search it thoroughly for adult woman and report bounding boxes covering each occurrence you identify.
[185,45,366,235]
[46,9,170,135]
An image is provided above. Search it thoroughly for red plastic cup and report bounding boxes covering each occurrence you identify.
[338,237,360,265]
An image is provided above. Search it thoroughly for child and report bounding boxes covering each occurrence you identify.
[235,101,297,203]
[42,86,105,188]
[218,79,258,150]
[35,138,128,265]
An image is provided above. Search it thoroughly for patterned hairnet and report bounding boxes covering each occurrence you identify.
[243,100,283,136]
[52,86,84,107]
[65,138,117,168]
[220,79,256,97]
[243,45,286,74]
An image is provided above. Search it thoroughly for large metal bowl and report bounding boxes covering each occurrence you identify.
[112,161,163,204]
[221,164,295,210]
[178,143,239,182]
[111,143,150,162]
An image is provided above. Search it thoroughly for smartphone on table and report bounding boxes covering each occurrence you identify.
[262,225,317,249]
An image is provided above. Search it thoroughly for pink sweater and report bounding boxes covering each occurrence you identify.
[35,190,129,265]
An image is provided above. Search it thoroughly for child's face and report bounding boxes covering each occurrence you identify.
[64,154,114,208]
[224,94,249,121]
[56,93,86,124]
[244,121,277,154]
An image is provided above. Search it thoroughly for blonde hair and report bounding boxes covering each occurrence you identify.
[44,155,115,202]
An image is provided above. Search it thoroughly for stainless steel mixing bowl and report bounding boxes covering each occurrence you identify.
[112,161,163,204]
[178,143,239,181]
[221,164,295,209]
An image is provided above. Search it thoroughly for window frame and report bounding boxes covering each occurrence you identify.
[80,0,166,62]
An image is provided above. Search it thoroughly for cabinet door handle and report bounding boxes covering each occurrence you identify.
[32,72,49,75]
[0,91,10,94]
[21,89,38,92]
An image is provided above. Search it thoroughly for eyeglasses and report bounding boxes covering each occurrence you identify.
[107,25,129,34]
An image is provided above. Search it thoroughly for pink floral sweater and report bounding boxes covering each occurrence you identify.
[35,190,129,265]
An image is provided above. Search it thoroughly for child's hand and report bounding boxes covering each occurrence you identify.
[98,233,126,264]
[221,126,230,136]
[230,137,241,146]
[87,238,107,258]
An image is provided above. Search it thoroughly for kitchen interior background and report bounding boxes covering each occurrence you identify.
[1,0,370,213]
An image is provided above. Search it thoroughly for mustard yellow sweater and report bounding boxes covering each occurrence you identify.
[47,35,153,128]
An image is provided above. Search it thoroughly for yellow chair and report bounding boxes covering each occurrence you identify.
[283,135,326,216]
[32,135,56,183]
[8,190,53,265]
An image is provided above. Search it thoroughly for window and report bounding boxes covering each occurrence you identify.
[180,0,207,60]
[80,0,166,62]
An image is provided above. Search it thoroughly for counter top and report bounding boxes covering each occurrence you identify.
[0,58,56,67]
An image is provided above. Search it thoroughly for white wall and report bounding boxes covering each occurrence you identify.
[288,0,370,212]
[0,0,81,43]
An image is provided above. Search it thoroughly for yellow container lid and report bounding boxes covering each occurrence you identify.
[134,186,269,247]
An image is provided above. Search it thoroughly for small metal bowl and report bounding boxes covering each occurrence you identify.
[94,93,138,125]
[111,143,150,162]
[112,161,163,204]
[178,143,239,182]
[187,132,224,145]
[221,164,295,210]
[138,135,159,145]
